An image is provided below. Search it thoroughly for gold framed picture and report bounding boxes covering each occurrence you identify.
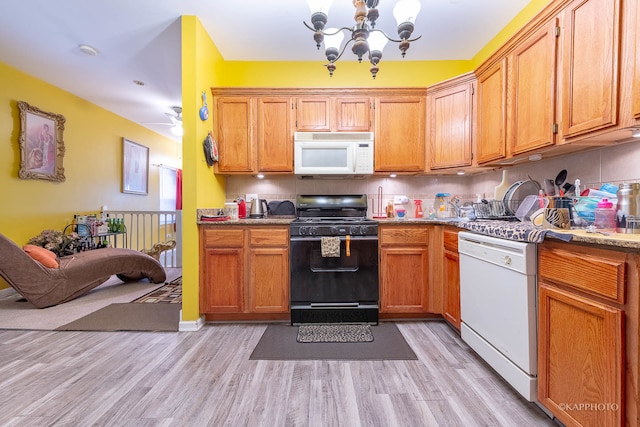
[122,138,149,195]
[18,101,66,182]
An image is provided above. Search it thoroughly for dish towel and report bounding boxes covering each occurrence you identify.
[321,236,340,257]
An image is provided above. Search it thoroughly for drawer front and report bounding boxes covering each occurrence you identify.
[443,228,459,251]
[380,227,429,245]
[202,228,244,247]
[249,228,289,246]
[538,246,625,304]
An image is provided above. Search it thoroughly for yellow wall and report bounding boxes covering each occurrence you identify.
[218,60,472,87]
[471,0,554,67]
[0,63,179,245]
[180,16,226,322]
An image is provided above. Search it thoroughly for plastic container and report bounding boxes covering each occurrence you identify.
[433,193,451,218]
[594,198,616,232]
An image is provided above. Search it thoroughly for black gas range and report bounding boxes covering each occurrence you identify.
[289,195,379,324]
[290,194,378,236]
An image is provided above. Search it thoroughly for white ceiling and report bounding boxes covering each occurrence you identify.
[0,0,531,142]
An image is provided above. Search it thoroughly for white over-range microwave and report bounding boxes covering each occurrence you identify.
[293,132,374,177]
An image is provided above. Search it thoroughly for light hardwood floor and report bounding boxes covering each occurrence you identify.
[0,321,557,426]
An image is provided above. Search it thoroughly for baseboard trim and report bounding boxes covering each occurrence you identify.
[178,310,205,332]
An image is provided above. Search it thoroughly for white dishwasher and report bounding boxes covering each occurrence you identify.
[458,231,538,402]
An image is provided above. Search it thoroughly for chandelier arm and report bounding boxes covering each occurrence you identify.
[303,23,354,37]
[321,26,354,36]
[326,37,355,65]
[370,28,422,44]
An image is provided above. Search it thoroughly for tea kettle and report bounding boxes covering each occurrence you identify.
[249,198,268,218]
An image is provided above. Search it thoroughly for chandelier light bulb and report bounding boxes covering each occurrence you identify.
[306,0,334,15]
[368,31,388,53]
[393,0,422,26]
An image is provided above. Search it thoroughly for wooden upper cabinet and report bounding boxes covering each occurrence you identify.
[256,97,294,172]
[296,97,331,131]
[509,19,558,155]
[215,96,255,173]
[296,96,372,131]
[476,58,507,164]
[335,97,372,131]
[427,73,475,170]
[560,0,620,138]
[374,95,426,172]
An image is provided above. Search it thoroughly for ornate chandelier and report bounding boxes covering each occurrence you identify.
[304,0,422,78]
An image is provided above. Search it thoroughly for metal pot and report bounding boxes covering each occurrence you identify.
[616,183,640,233]
[249,198,268,218]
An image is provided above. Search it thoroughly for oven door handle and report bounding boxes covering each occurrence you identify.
[310,266,359,273]
[290,236,378,242]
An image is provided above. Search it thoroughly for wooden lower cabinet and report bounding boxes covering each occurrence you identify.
[442,228,460,330]
[200,226,289,320]
[379,226,429,314]
[537,241,638,427]
[247,228,289,313]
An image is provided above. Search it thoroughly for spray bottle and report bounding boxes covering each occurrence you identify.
[414,200,423,218]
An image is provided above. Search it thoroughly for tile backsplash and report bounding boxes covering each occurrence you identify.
[225,141,640,218]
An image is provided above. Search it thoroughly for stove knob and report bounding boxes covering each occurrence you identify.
[298,226,307,236]
[309,227,317,236]
[359,225,369,235]
[330,226,340,235]
[349,225,359,235]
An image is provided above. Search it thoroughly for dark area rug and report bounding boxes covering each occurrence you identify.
[133,276,182,304]
[55,303,181,332]
[250,322,417,360]
[296,323,374,343]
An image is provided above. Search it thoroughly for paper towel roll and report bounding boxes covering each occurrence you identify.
[494,170,510,201]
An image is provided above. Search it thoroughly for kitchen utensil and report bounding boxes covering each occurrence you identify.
[493,170,510,201]
[544,179,556,196]
[562,182,575,196]
[249,198,268,218]
[554,169,567,194]
[502,179,541,215]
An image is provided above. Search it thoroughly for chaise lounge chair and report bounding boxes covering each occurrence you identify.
[0,233,166,308]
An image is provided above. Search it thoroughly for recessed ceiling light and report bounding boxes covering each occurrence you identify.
[389,173,397,178]
[78,44,99,56]
[632,129,640,138]
[457,170,465,175]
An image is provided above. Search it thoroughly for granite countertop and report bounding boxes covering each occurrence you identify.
[197,208,640,250]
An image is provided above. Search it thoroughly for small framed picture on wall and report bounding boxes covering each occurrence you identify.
[122,138,149,195]
[17,101,66,182]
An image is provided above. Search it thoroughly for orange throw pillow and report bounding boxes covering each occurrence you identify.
[23,244,59,268]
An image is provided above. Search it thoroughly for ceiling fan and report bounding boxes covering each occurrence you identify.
[144,106,183,136]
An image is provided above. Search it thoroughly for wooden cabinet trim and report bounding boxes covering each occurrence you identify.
[539,245,626,304]
[202,228,244,247]
[380,226,429,245]
[443,228,459,251]
[249,228,289,246]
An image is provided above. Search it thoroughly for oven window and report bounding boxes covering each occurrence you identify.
[310,249,358,272]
